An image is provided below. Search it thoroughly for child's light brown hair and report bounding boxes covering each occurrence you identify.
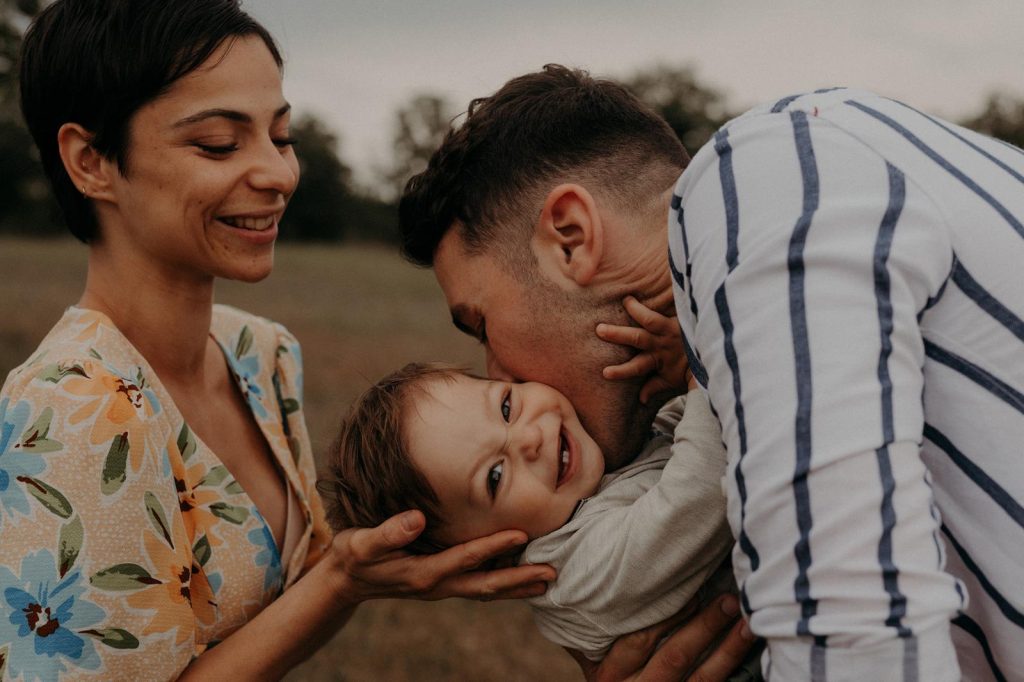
[318,362,467,554]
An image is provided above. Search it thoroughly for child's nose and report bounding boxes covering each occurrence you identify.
[512,423,543,462]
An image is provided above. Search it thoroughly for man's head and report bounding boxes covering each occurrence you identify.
[399,64,688,463]
[320,363,605,551]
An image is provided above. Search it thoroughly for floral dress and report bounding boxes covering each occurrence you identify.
[0,305,330,681]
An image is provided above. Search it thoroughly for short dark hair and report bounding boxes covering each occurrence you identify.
[399,63,688,267]
[318,363,468,555]
[19,0,282,242]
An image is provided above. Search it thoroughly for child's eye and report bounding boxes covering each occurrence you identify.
[500,390,512,422]
[487,461,504,498]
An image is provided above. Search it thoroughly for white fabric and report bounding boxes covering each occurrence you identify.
[669,88,1024,681]
[522,392,733,660]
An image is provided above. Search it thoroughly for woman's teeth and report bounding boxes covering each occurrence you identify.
[558,434,569,480]
[220,215,275,231]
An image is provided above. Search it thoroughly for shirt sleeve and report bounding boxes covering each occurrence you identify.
[670,108,965,680]
[0,359,206,681]
[523,392,734,660]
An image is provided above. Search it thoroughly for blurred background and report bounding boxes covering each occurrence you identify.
[2,1,1023,680]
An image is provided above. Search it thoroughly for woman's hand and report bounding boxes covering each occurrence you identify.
[327,510,556,604]
[569,595,757,682]
[597,296,691,404]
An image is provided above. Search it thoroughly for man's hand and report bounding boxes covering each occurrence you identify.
[597,296,690,404]
[328,510,556,603]
[569,595,757,682]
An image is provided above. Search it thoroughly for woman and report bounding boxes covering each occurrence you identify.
[0,1,553,679]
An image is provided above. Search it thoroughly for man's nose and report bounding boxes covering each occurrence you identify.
[485,348,515,381]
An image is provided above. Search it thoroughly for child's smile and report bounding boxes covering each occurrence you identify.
[404,374,605,545]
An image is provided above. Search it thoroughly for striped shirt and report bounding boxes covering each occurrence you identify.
[668,88,1023,681]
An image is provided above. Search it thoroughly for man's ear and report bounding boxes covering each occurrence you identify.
[532,183,604,288]
[57,123,117,203]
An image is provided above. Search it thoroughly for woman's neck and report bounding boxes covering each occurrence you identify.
[80,242,216,382]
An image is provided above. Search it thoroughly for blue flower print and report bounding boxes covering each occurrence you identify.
[230,353,267,419]
[284,341,304,405]
[247,511,282,593]
[0,550,104,682]
[0,399,47,530]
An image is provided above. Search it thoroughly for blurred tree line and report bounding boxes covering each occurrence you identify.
[3,3,1024,243]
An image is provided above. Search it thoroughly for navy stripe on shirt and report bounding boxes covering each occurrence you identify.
[887,99,1024,185]
[873,163,911,637]
[714,129,741,271]
[788,109,820,638]
[846,100,1024,240]
[714,283,760,580]
[951,260,1024,343]
[923,341,1024,414]
[952,613,1009,682]
[924,423,1024,530]
[772,92,804,113]
[941,524,1024,629]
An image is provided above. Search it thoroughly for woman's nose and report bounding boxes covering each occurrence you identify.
[248,139,299,196]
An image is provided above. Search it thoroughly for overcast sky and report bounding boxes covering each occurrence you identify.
[243,0,1024,187]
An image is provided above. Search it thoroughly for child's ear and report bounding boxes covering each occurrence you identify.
[531,184,604,288]
[57,122,118,203]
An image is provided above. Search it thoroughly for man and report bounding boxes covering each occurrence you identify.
[399,65,1022,680]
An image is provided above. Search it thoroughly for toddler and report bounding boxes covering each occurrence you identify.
[321,302,755,674]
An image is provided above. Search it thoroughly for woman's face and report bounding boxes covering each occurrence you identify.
[101,35,299,284]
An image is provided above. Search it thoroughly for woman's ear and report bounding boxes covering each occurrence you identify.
[531,184,604,288]
[57,123,117,203]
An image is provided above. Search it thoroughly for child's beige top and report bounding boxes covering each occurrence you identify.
[0,305,330,681]
[522,391,732,660]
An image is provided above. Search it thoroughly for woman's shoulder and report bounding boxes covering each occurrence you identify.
[211,304,300,355]
[3,307,144,398]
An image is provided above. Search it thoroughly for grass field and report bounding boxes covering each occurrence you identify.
[0,236,581,682]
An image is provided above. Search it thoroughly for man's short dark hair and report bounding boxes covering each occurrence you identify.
[399,63,689,268]
[19,0,282,243]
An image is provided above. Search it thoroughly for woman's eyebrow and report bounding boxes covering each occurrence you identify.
[172,103,291,128]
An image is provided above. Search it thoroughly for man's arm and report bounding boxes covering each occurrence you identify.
[670,97,965,680]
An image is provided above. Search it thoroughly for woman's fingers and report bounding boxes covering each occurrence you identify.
[431,563,556,601]
[428,528,531,573]
[346,510,426,561]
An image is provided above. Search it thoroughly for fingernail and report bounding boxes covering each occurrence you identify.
[720,595,739,616]
[400,511,421,532]
[740,621,754,641]
[596,324,606,333]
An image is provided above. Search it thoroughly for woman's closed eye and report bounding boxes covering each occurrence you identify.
[193,141,239,155]
[487,461,504,498]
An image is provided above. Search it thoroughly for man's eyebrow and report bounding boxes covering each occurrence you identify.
[172,103,292,128]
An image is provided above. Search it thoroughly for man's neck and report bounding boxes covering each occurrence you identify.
[598,186,675,315]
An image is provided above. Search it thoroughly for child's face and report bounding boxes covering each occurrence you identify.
[405,374,605,545]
